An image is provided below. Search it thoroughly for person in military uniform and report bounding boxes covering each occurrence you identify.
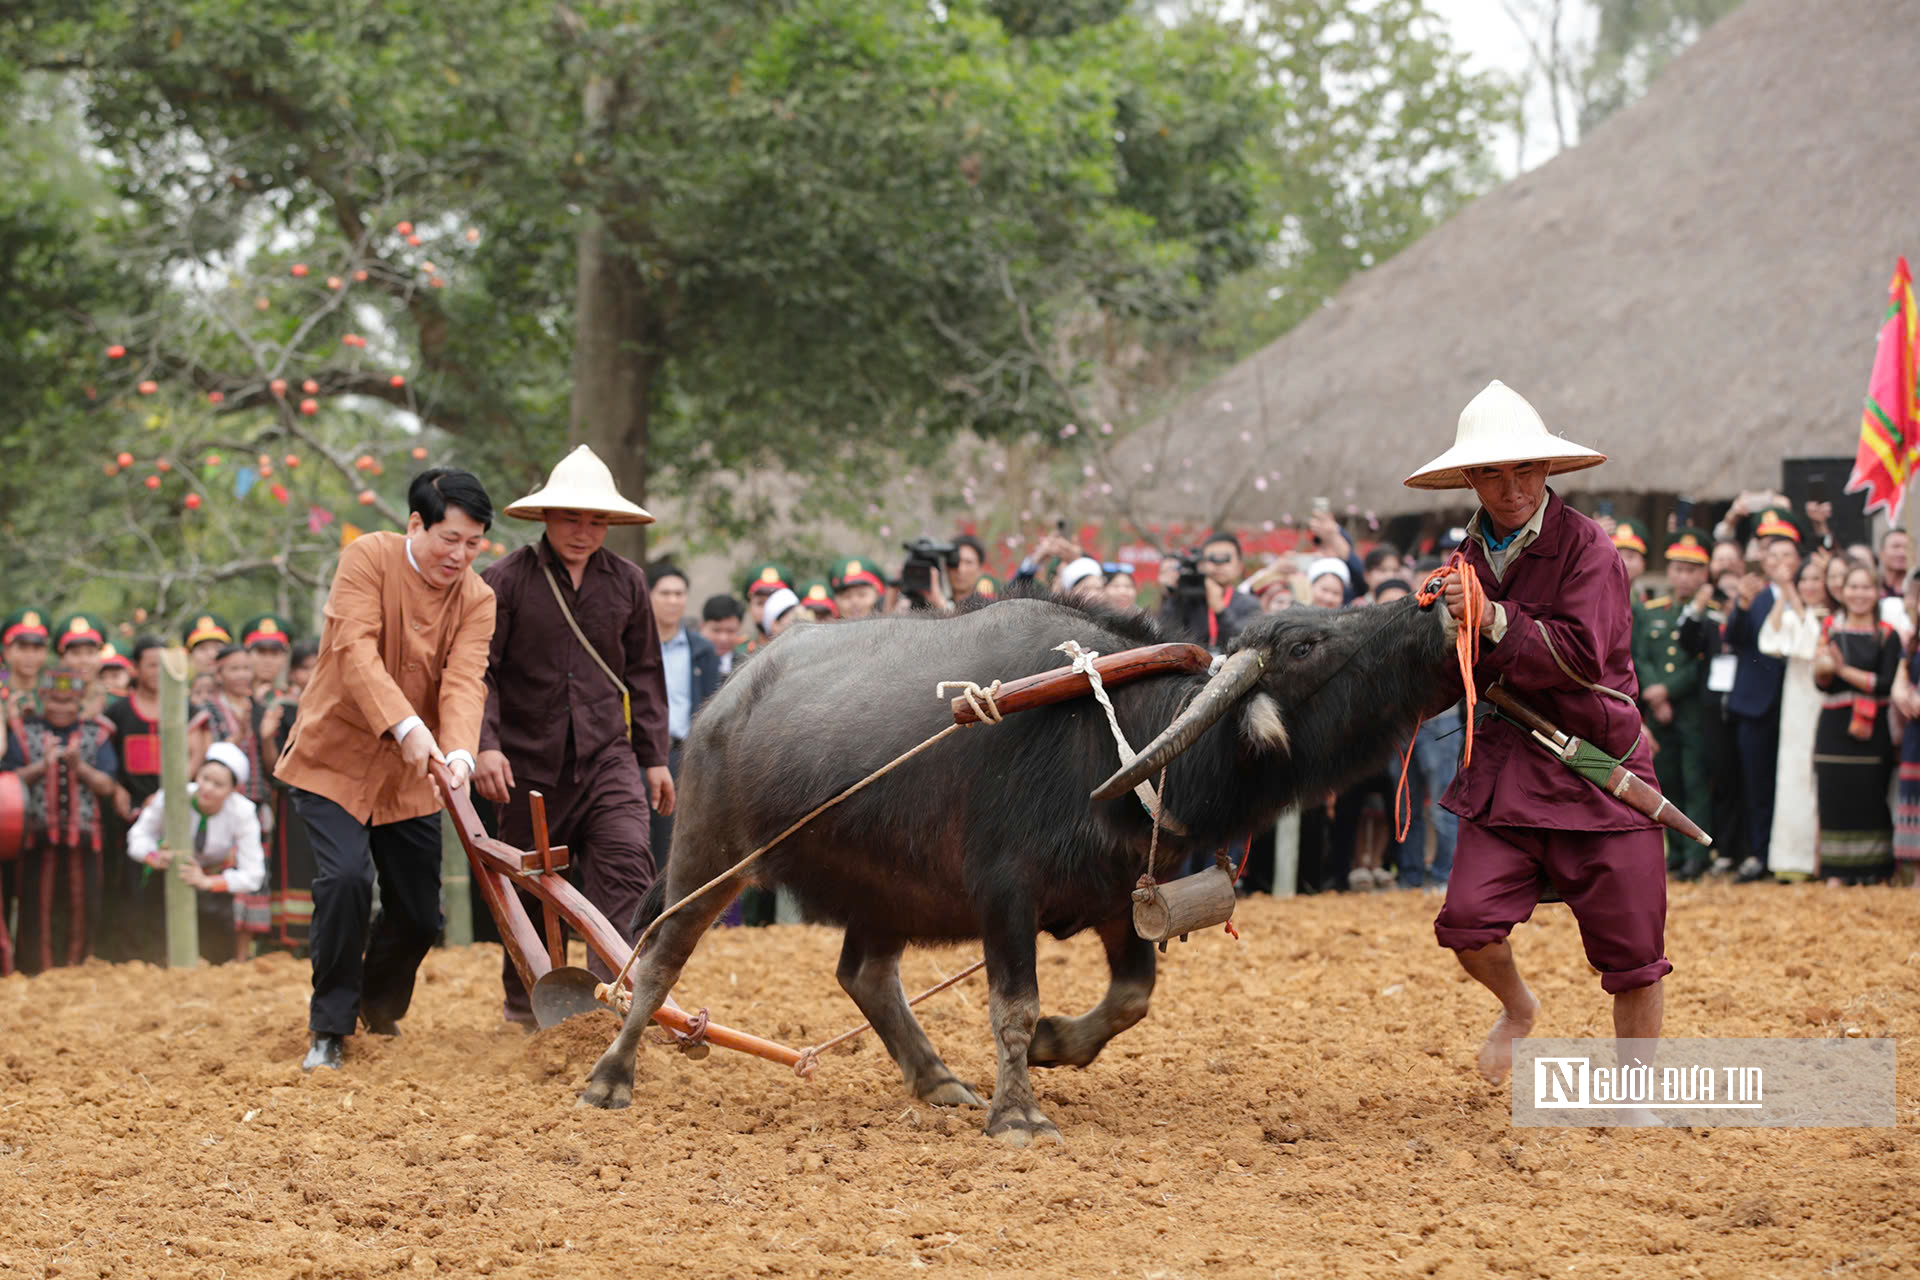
[240,614,294,695]
[736,561,792,662]
[1634,530,1716,879]
[799,580,840,621]
[183,613,234,675]
[830,556,886,620]
[1612,521,1649,594]
[1,607,53,722]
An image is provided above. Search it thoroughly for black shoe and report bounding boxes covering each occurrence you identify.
[301,1033,344,1072]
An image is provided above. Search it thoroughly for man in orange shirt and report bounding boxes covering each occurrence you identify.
[276,469,498,1071]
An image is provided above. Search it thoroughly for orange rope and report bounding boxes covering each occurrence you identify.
[1398,555,1487,841]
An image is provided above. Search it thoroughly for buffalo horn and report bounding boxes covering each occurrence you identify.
[1089,648,1268,802]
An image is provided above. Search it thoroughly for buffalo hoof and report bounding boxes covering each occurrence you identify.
[1029,1016,1101,1070]
[985,1104,1063,1149]
[577,1071,634,1111]
[917,1077,985,1109]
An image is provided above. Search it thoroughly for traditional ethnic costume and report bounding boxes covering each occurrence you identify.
[125,743,266,964]
[481,446,670,1023]
[2,685,118,974]
[1895,642,1920,875]
[1812,618,1899,883]
[1406,382,1670,994]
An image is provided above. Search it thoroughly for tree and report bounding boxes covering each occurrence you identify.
[1579,0,1744,133]
[7,0,1279,568]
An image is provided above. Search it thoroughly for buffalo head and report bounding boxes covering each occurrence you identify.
[1092,594,1457,804]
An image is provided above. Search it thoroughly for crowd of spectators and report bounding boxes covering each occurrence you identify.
[4,484,1913,977]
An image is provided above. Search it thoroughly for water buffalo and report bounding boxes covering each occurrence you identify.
[581,592,1457,1144]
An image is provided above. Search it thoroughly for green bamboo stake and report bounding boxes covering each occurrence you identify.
[441,812,472,946]
[158,646,199,967]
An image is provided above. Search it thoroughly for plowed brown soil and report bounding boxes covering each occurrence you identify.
[2,881,1916,1278]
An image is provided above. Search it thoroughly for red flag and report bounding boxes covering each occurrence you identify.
[1845,257,1920,522]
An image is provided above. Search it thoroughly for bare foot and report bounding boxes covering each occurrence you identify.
[1476,995,1539,1083]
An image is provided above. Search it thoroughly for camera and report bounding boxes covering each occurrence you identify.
[899,536,957,604]
[1172,546,1208,605]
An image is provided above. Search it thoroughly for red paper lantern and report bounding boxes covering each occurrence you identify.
[254,296,270,311]
[353,269,369,283]
[184,493,202,510]
[207,390,225,405]
[258,454,272,469]
[269,378,288,397]
[389,374,406,388]
[405,234,422,247]
[270,484,289,504]
[358,490,377,505]
[354,455,372,471]
[137,380,158,395]
[115,452,134,468]
[144,475,160,490]
[410,446,428,460]
[154,458,172,473]
[106,344,126,360]
[302,378,319,394]
[327,276,343,290]
[429,276,445,289]
[396,220,414,236]
[204,453,222,467]
[299,398,318,415]
[284,454,301,468]
[290,263,309,278]
[465,227,480,243]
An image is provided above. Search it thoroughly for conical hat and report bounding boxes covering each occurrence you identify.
[504,445,654,525]
[1403,381,1606,491]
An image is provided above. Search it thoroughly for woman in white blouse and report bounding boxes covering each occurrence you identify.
[126,741,265,963]
[1758,554,1834,881]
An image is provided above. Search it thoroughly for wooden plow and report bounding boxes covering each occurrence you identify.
[429,760,811,1075]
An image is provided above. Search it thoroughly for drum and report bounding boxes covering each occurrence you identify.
[0,770,23,863]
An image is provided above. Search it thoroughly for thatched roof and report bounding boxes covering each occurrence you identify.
[1135,0,1918,524]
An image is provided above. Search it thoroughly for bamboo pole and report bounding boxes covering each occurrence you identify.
[158,647,199,967]
[440,812,472,946]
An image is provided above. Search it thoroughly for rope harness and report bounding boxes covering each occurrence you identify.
[1399,555,1486,841]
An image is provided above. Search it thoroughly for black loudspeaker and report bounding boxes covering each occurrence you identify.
[1781,456,1871,550]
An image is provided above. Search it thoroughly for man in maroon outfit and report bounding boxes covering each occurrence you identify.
[1405,381,1669,1084]
[475,446,674,1027]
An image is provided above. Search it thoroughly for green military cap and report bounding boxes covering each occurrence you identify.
[53,612,110,652]
[98,642,133,674]
[1664,528,1712,566]
[1,607,52,647]
[182,612,234,649]
[799,581,840,618]
[970,573,999,600]
[1753,508,1806,546]
[740,561,793,599]
[830,556,886,594]
[239,613,293,650]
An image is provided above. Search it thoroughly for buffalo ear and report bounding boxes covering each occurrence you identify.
[1239,692,1290,754]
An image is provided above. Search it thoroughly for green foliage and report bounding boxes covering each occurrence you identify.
[0,0,1510,605]
[1580,0,1744,132]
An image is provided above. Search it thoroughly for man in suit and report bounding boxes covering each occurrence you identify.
[276,468,498,1071]
[472,447,675,1027]
[646,565,721,872]
[1721,511,1802,881]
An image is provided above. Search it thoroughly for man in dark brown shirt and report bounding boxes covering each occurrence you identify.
[474,446,674,1026]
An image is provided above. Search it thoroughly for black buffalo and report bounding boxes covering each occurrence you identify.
[581,592,1456,1145]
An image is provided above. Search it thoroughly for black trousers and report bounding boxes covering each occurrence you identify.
[292,788,443,1036]
[1732,709,1781,868]
[1703,692,1746,866]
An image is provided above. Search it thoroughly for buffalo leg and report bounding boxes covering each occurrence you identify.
[578,875,743,1111]
[980,900,1061,1147]
[1030,918,1157,1070]
[836,930,983,1108]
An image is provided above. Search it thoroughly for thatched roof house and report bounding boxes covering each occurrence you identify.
[1134,0,1916,528]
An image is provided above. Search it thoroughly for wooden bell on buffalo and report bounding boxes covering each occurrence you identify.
[1131,856,1237,948]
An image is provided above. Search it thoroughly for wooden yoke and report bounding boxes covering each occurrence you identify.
[949,642,1214,726]
[430,761,807,1072]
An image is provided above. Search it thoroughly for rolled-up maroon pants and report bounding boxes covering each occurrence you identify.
[1434,820,1671,994]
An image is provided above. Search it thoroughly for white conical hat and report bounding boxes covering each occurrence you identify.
[504,445,654,525]
[1403,380,1606,490]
